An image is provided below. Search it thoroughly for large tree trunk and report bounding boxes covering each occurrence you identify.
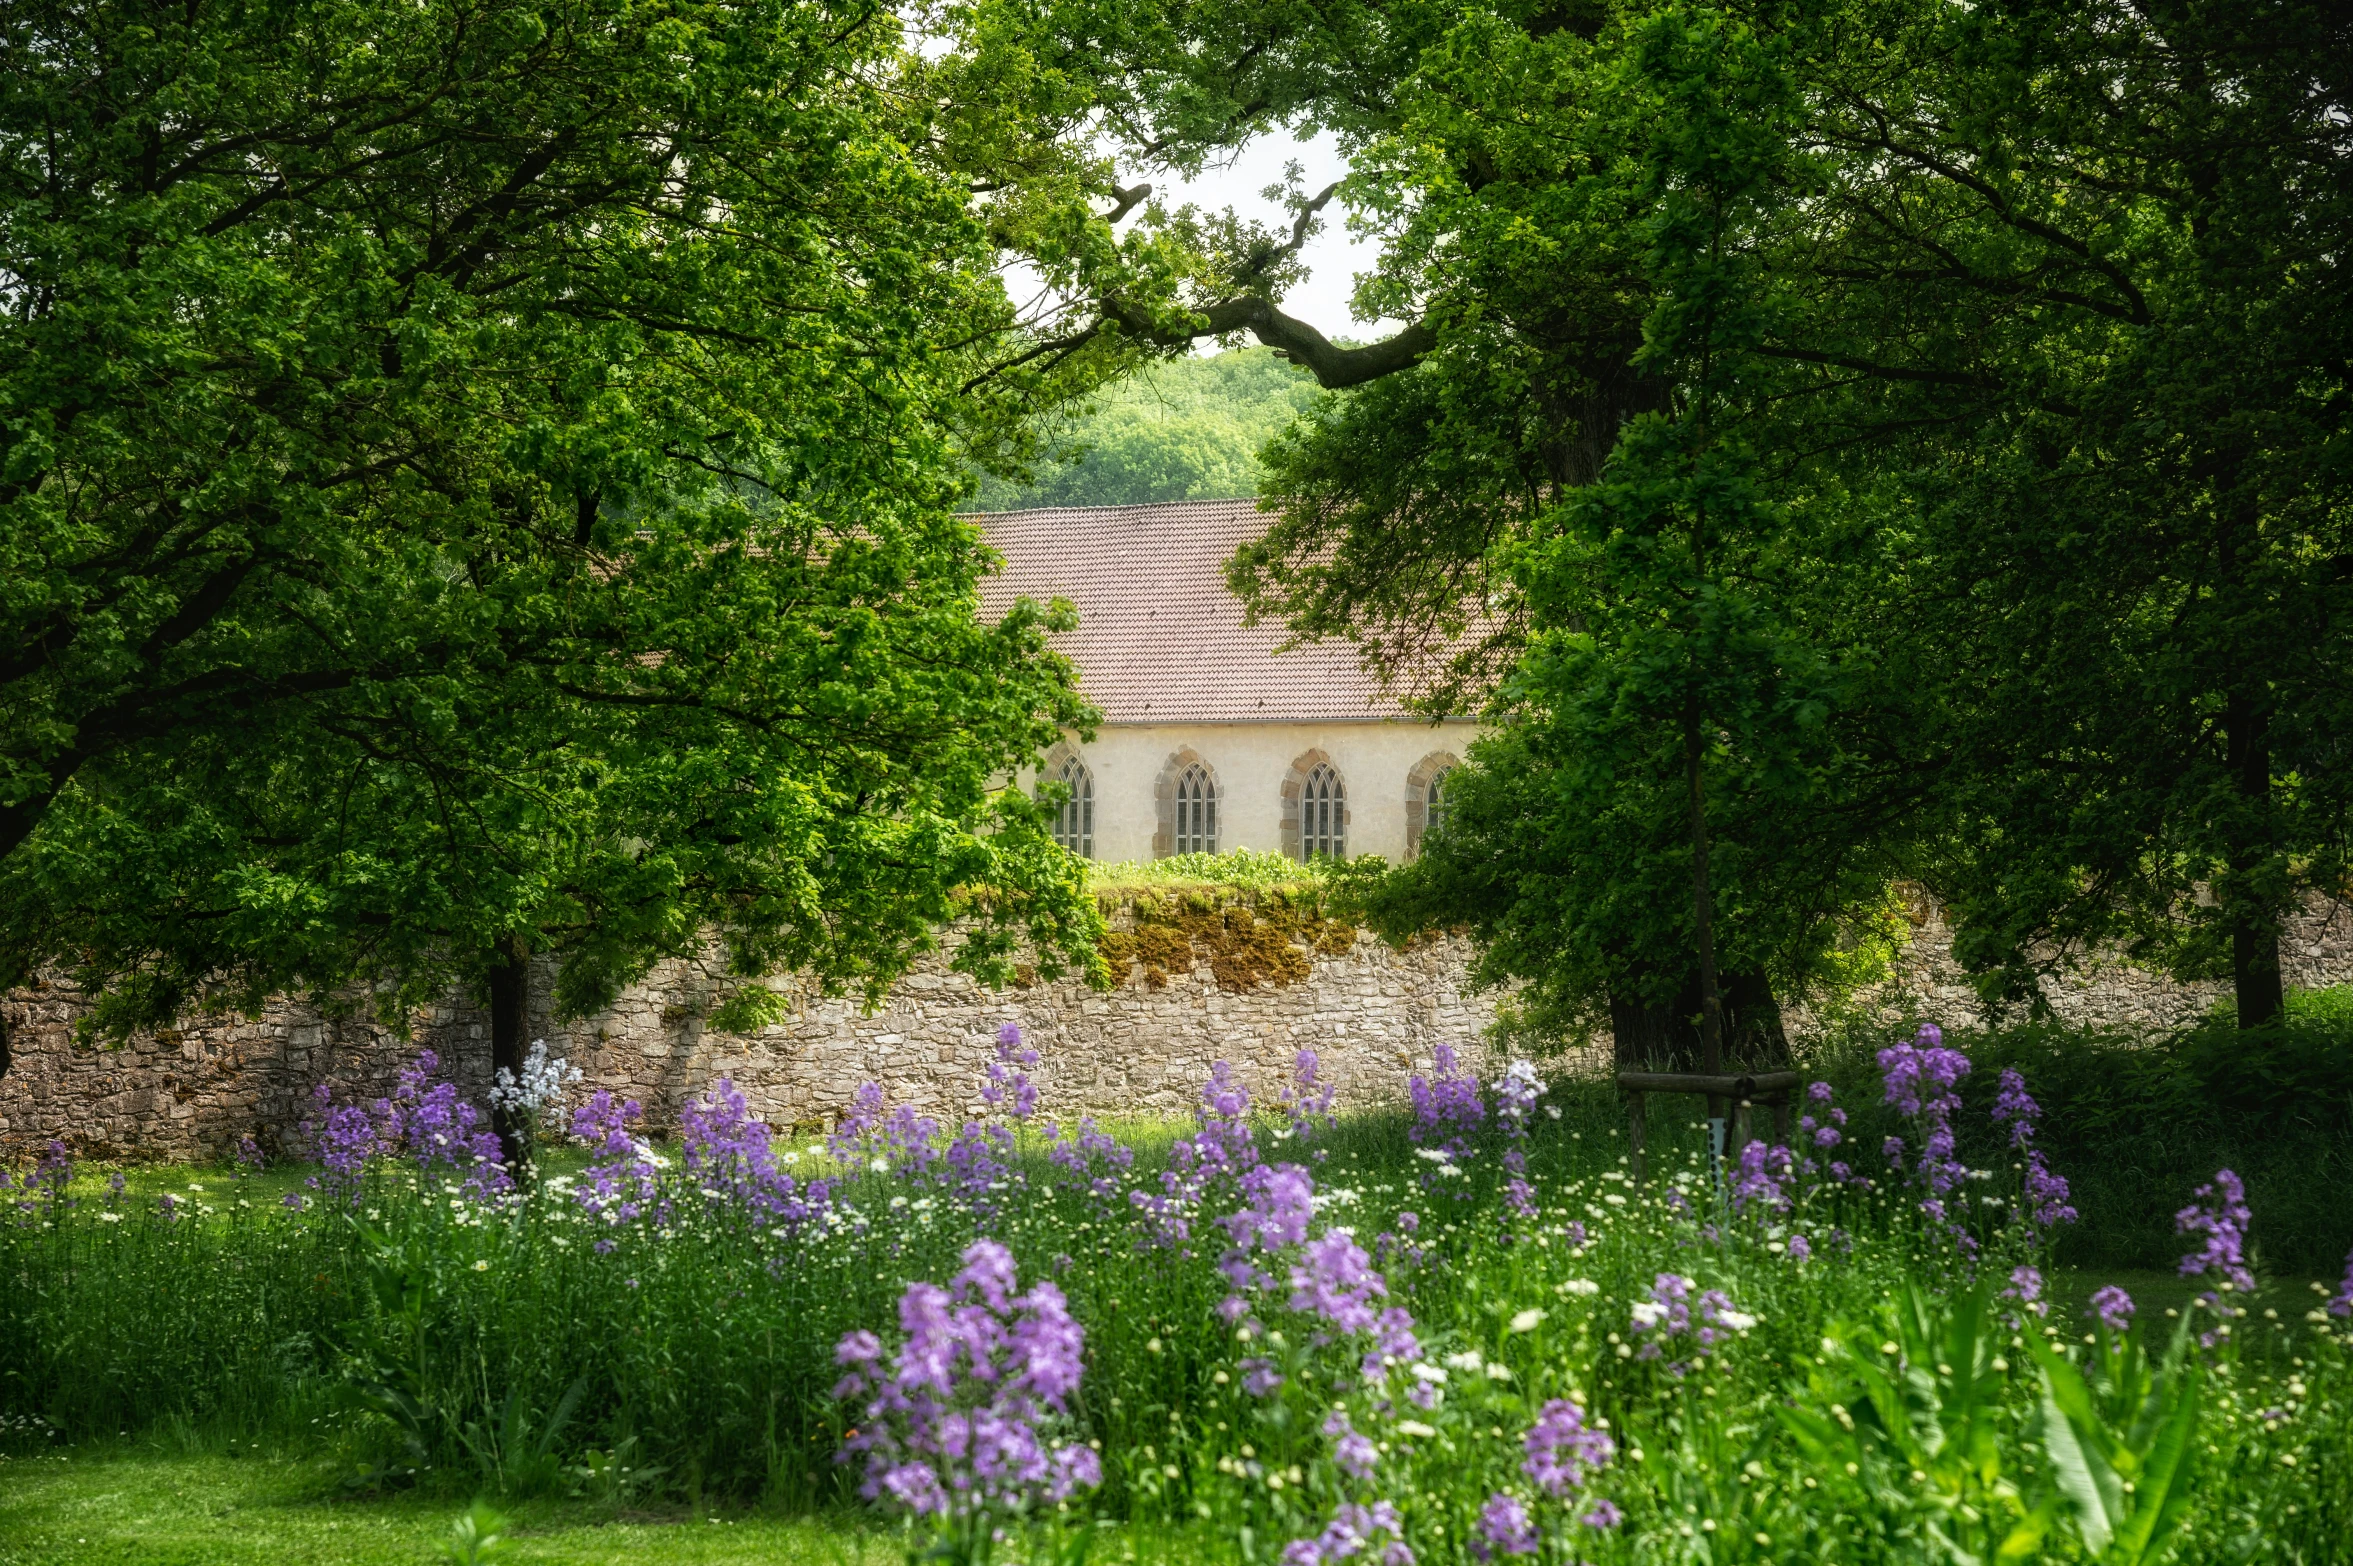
[2225,694,2286,1029]
[1609,968,1790,1074]
[486,933,533,1172]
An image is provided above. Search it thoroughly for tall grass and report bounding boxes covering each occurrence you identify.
[1796,995,2353,1275]
[3,1038,2350,1563]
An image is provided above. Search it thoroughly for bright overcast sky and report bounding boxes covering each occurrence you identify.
[1150,127,1399,347]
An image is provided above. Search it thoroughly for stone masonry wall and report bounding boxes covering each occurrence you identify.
[0,925,1499,1165]
[1787,890,2353,1036]
[6,892,2350,1166]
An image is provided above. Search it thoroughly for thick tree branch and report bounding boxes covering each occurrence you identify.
[1105,295,1436,388]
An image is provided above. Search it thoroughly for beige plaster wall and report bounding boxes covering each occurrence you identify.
[1035,720,1479,863]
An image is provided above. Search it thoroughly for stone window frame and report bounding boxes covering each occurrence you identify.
[1155,747,1221,858]
[1039,740,1093,858]
[1405,751,1461,860]
[1279,748,1351,862]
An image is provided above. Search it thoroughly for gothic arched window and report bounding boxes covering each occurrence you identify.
[1046,755,1093,858]
[1424,768,1451,840]
[1298,763,1346,861]
[1173,763,1218,855]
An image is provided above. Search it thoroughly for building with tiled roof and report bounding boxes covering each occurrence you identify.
[976,499,1477,864]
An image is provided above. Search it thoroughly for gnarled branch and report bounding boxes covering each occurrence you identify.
[1104,295,1435,388]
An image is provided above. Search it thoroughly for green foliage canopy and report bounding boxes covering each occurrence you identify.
[976,0,2353,1039]
[0,0,1123,1061]
[975,348,1323,509]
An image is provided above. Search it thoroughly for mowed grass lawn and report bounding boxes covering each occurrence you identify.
[0,1449,1229,1566]
[0,1449,884,1566]
[2,1268,2329,1566]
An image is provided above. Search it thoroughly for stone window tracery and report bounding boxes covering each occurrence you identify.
[1297,762,1346,861]
[1173,763,1218,855]
[1044,753,1093,858]
[1405,751,1462,861]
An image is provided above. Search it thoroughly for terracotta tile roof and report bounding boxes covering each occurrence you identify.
[973,499,1403,723]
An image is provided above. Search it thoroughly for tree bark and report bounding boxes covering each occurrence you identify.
[2225,695,2286,1029]
[486,933,533,1171]
[1686,701,1727,1121]
[1609,969,1789,1075]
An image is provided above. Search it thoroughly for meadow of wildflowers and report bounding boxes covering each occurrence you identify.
[3,1022,2351,1564]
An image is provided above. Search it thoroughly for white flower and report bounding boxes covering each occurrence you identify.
[1443,1350,1484,1373]
[472,1259,490,1272]
[1411,1362,1449,1384]
[1485,1363,1512,1381]
[870,1158,890,1173]
[1414,1149,1448,1163]
[1604,1193,1626,1206]
[1560,1279,1601,1297]
[1631,1302,1668,1328]
[1395,1420,1438,1439]
[1510,1308,1546,1332]
[1719,1310,1759,1332]
[1545,1105,1562,1119]
[97,1211,123,1224]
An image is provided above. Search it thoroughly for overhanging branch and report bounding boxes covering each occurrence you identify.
[1104,296,1435,389]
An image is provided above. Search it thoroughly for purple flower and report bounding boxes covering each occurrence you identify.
[571,1090,661,1228]
[1990,1068,2040,1149]
[304,1051,508,1204]
[1289,1231,1388,1335]
[1877,1025,1978,1230]
[2088,1285,2135,1334]
[2021,1150,2077,1229]
[2327,1248,2352,1319]
[1363,1307,1422,1380]
[1045,1116,1135,1213]
[1521,1399,1613,1495]
[681,1078,831,1231]
[1731,1140,1793,1215]
[1407,1045,1484,1160]
[833,1240,1097,1521]
[1283,1049,1339,1141]
[232,1135,265,1173]
[1627,1274,1750,1372]
[1474,1493,1538,1558]
[1322,1409,1380,1480]
[1879,1024,1967,1118]
[1284,1501,1411,1566]
[1239,1356,1284,1396]
[1133,1061,1261,1247]
[2003,1265,2047,1318]
[980,1023,1040,1122]
[31,1140,73,1210]
[2176,1168,2256,1299]
[1785,1234,1812,1262]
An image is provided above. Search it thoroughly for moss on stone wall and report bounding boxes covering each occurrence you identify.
[1094,883,1358,992]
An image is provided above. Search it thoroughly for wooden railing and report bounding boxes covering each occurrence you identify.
[1615,1069,1801,1184]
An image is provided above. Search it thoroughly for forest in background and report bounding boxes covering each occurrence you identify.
[973,347,1320,509]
